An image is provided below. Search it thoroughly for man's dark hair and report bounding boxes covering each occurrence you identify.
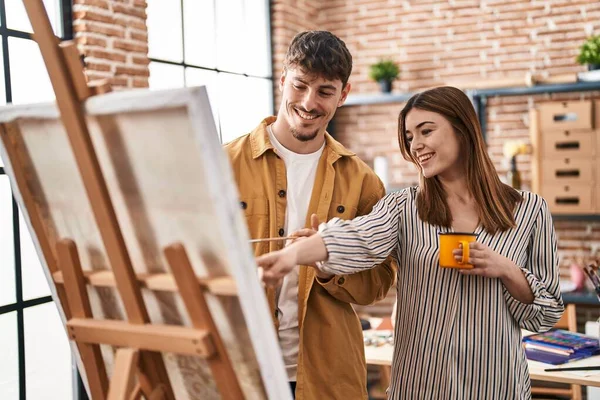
[283,30,353,88]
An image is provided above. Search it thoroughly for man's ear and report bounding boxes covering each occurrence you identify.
[279,69,286,91]
[338,82,352,107]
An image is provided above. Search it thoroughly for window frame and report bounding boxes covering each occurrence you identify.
[0,0,74,399]
[148,0,275,142]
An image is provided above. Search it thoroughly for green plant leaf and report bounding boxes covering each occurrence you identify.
[576,35,600,65]
[369,59,400,82]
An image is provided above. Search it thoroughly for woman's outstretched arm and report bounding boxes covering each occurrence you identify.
[257,190,407,286]
[257,233,328,286]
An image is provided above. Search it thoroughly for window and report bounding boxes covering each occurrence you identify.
[0,1,74,399]
[146,0,273,144]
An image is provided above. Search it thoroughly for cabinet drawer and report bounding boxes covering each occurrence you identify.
[543,131,595,158]
[538,101,593,132]
[541,184,595,214]
[541,158,595,184]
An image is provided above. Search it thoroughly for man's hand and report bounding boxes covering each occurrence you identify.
[290,214,333,280]
[291,213,320,240]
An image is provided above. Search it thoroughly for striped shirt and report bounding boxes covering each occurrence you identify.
[320,187,564,399]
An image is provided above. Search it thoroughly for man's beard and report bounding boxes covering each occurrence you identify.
[291,127,319,142]
[287,102,322,142]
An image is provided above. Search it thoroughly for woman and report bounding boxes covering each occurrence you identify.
[257,86,563,399]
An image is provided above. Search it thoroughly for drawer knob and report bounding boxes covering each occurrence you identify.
[556,170,579,178]
[553,113,577,122]
[555,141,578,150]
[556,197,580,205]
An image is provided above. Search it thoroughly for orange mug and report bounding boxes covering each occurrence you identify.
[438,232,477,269]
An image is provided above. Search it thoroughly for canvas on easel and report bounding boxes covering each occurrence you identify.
[0,1,291,399]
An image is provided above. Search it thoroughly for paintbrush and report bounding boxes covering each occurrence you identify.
[545,365,600,372]
[248,236,297,243]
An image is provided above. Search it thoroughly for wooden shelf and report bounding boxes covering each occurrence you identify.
[342,81,600,108]
[343,92,413,106]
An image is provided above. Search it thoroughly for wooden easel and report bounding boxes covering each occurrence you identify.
[16,1,244,399]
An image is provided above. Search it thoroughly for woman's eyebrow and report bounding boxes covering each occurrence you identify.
[416,121,435,128]
[406,121,435,134]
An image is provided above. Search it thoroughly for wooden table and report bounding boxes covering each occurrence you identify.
[364,332,600,387]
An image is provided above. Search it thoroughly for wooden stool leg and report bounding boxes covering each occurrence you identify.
[108,348,140,400]
[572,384,582,400]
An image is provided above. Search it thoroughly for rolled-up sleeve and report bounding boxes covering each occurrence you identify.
[505,199,564,332]
[319,190,407,275]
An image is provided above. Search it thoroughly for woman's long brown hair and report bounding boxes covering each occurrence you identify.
[397,86,522,234]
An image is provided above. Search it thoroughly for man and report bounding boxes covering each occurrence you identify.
[225,30,395,399]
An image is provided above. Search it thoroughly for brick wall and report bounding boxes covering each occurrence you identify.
[271,1,600,295]
[73,0,149,89]
[323,0,600,94]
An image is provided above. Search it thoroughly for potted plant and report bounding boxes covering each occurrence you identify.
[369,59,400,93]
[576,35,600,71]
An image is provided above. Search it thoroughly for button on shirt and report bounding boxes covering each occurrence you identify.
[268,124,324,381]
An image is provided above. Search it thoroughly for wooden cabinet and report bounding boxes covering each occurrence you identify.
[531,100,599,214]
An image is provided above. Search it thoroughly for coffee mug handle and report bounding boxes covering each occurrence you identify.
[459,240,470,264]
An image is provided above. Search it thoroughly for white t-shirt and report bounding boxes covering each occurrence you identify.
[268,124,324,381]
